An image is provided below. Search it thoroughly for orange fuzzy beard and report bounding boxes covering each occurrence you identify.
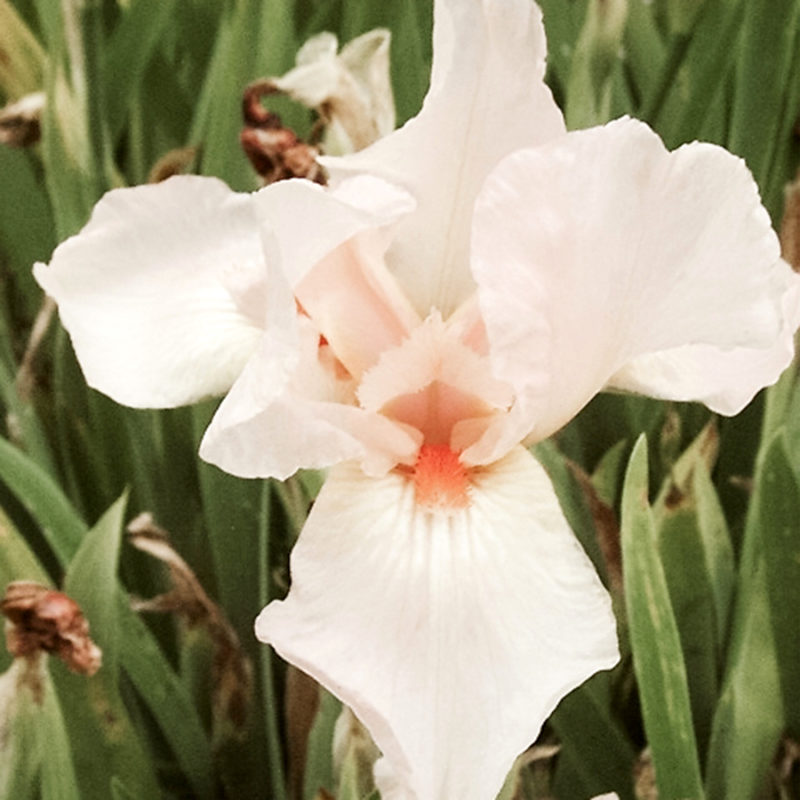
[412,444,470,510]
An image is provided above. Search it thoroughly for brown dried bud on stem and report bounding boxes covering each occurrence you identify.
[0,92,44,147]
[242,80,282,129]
[1,581,102,676]
[240,80,325,186]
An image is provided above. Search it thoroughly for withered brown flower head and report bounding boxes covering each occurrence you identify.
[1,581,102,676]
[240,80,325,186]
[0,92,45,148]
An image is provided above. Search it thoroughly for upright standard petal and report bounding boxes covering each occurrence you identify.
[257,446,618,800]
[34,176,266,407]
[254,174,416,289]
[471,117,800,444]
[323,0,565,316]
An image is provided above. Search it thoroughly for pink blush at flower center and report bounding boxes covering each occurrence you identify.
[412,444,470,510]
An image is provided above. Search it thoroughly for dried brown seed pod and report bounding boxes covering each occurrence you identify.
[239,80,326,186]
[1,581,102,676]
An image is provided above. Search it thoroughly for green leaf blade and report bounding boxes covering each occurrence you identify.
[758,433,800,737]
[0,436,85,565]
[63,491,128,675]
[704,564,783,800]
[621,436,705,800]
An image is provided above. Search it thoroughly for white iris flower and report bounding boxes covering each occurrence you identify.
[34,1,800,798]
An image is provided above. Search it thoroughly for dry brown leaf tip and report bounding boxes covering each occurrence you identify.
[127,513,254,735]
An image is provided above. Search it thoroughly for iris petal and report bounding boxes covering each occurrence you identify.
[257,446,618,800]
[34,176,266,407]
[471,117,800,446]
[323,0,565,316]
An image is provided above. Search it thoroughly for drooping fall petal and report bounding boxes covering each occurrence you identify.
[256,446,618,800]
[33,176,267,407]
[471,117,800,449]
[323,0,565,316]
